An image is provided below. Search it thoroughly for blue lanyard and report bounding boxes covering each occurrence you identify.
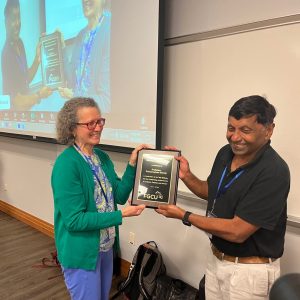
[215,166,245,199]
[74,144,108,204]
[210,165,245,214]
[76,15,104,92]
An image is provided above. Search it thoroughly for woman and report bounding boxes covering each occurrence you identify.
[59,0,110,112]
[51,97,145,300]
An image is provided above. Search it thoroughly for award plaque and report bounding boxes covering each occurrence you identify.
[40,31,64,89]
[132,149,180,208]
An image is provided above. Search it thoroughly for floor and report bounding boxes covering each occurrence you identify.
[0,211,124,300]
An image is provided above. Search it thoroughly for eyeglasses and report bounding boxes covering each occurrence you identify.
[76,118,106,130]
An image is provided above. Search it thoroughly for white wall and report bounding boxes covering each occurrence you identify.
[0,137,56,222]
[163,23,300,218]
[1,1,300,288]
[165,0,300,38]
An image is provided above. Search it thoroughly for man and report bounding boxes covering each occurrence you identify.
[156,95,290,300]
[1,0,52,110]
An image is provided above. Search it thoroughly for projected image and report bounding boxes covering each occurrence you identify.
[53,0,111,113]
[0,0,162,149]
[1,0,52,111]
[0,0,111,135]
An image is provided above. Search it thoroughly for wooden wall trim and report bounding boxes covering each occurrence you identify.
[120,259,131,278]
[0,200,54,238]
[0,199,131,277]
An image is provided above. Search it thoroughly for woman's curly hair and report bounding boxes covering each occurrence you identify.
[56,97,100,145]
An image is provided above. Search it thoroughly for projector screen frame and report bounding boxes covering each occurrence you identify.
[0,0,165,154]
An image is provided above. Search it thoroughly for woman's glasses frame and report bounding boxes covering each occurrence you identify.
[76,118,106,130]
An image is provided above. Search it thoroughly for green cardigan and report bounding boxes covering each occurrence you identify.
[51,146,136,270]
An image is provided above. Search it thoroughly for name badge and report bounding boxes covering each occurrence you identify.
[206,209,217,239]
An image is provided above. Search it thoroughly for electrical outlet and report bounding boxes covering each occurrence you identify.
[3,184,8,191]
[129,232,135,245]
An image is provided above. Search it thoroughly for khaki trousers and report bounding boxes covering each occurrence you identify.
[205,250,280,300]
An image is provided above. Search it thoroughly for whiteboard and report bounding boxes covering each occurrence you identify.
[162,22,300,218]
[165,0,300,38]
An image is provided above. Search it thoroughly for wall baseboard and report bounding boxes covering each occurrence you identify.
[120,259,131,278]
[0,199,54,238]
[0,199,131,277]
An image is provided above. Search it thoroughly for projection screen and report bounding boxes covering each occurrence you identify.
[0,0,164,152]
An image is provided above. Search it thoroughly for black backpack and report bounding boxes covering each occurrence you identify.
[112,241,166,300]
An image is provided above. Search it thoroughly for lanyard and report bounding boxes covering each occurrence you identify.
[76,15,104,92]
[74,144,109,204]
[210,166,245,214]
[215,166,245,199]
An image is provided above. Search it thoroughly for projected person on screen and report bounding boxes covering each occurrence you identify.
[1,0,52,111]
[58,0,111,113]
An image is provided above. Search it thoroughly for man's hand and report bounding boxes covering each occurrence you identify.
[164,146,191,180]
[155,204,185,220]
[38,86,53,99]
[35,41,41,64]
[58,87,73,99]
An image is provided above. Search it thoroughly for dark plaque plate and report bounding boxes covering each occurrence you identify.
[40,31,64,89]
[132,149,180,208]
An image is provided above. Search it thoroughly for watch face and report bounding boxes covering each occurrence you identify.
[183,220,191,226]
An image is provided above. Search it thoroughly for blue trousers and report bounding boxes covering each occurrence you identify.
[62,249,113,300]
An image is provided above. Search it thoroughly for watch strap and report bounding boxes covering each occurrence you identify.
[182,211,192,226]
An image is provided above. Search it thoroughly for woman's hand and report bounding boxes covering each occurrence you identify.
[129,144,152,166]
[121,204,146,217]
[58,87,73,99]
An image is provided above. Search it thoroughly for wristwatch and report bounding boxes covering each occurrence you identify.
[182,211,192,226]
